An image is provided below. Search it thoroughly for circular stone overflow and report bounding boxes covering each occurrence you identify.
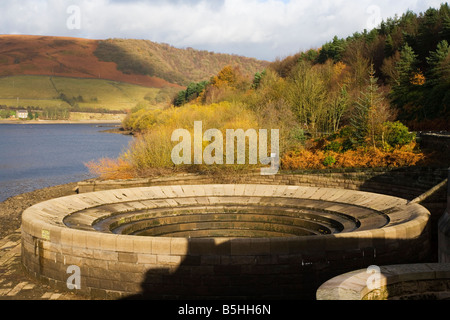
[21,184,431,299]
[66,194,389,238]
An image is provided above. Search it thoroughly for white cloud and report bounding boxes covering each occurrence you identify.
[0,0,445,61]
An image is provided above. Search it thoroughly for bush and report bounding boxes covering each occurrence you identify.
[290,127,307,144]
[0,109,15,119]
[338,126,354,138]
[281,146,427,171]
[324,141,342,153]
[323,155,336,167]
[85,158,135,180]
[93,102,267,179]
[342,138,356,152]
[384,121,415,148]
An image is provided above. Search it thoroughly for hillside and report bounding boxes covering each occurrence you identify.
[0,35,268,88]
[94,38,269,86]
[268,4,450,130]
[0,35,268,114]
[0,35,176,89]
[0,75,168,112]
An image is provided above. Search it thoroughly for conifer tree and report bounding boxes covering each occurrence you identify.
[423,40,450,118]
[390,43,420,111]
[351,66,390,147]
[426,40,450,84]
[385,34,395,57]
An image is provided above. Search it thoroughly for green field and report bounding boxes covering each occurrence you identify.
[0,75,178,111]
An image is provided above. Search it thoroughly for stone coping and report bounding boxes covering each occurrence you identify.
[316,263,450,300]
[22,184,430,254]
[21,184,433,299]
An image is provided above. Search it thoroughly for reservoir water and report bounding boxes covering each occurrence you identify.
[0,123,133,202]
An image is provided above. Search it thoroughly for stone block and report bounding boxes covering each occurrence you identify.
[151,238,171,255]
[118,252,138,264]
[116,236,135,252]
[156,254,182,265]
[71,231,87,249]
[170,238,189,255]
[132,237,152,254]
[137,254,157,264]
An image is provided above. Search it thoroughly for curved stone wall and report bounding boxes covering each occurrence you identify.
[438,169,450,262]
[78,168,448,262]
[317,263,450,300]
[22,185,431,299]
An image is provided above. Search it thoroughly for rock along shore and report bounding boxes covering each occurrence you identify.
[0,183,78,239]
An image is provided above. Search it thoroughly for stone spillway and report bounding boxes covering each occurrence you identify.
[21,184,431,299]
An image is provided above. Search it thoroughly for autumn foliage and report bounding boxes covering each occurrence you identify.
[281,144,426,171]
[85,158,135,180]
[87,4,450,180]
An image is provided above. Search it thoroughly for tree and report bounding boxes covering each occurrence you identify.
[174,91,186,107]
[385,34,395,57]
[318,36,347,63]
[173,81,209,106]
[390,43,421,113]
[351,66,393,147]
[422,40,450,118]
[426,40,450,83]
[417,8,440,63]
[328,85,349,133]
[396,44,419,86]
[342,39,371,91]
[441,14,450,40]
[252,70,266,90]
[201,66,251,104]
[287,61,328,133]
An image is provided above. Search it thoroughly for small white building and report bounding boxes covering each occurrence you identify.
[17,110,28,119]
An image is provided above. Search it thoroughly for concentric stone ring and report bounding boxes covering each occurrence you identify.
[21,184,431,299]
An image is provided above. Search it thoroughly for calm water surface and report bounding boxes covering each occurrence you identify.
[0,124,133,202]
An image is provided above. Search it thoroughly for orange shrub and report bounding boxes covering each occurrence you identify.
[281,146,427,171]
[85,158,135,180]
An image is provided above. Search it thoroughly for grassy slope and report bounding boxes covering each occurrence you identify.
[0,75,164,111]
[0,35,269,113]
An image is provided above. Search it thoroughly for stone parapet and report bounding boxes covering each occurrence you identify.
[22,184,432,299]
[77,169,448,201]
[438,168,450,263]
[317,263,450,300]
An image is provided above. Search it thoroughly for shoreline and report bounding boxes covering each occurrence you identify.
[0,180,90,300]
[0,182,80,239]
[0,120,123,125]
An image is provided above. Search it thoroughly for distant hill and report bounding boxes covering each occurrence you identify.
[0,35,268,88]
[0,35,268,113]
[0,35,176,89]
[94,38,269,86]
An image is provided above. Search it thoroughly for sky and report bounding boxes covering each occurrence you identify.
[0,0,446,61]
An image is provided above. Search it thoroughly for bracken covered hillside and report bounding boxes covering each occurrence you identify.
[94,38,269,86]
[0,35,268,88]
[0,35,175,88]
